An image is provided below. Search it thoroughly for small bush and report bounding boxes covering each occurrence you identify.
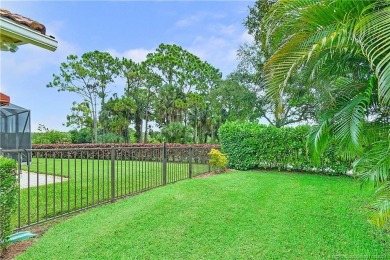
[209,149,228,173]
[0,157,17,254]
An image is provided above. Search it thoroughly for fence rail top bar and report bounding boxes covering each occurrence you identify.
[2,146,214,153]
[1,147,163,153]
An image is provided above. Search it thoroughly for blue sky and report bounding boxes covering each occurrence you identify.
[1,1,255,131]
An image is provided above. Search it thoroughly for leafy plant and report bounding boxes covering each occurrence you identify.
[208,149,228,173]
[32,127,71,144]
[160,122,193,144]
[259,0,390,226]
[219,121,351,174]
[0,157,17,254]
[32,143,219,161]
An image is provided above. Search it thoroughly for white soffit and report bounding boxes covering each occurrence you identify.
[0,17,58,51]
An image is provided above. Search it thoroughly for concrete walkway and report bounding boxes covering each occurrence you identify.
[18,171,69,189]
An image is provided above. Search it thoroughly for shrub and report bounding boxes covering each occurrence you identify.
[0,157,17,254]
[160,123,193,144]
[32,143,220,162]
[69,128,93,143]
[208,149,228,173]
[97,132,125,143]
[32,131,71,144]
[218,122,266,170]
[218,121,351,174]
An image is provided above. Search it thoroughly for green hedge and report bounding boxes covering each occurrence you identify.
[218,122,351,174]
[31,143,220,162]
[0,157,17,253]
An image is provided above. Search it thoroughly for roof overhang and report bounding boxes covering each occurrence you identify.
[0,16,57,51]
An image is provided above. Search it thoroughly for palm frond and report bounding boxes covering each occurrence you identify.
[306,117,331,165]
[355,5,390,106]
[368,182,390,227]
[355,137,390,186]
[263,1,365,111]
[355,129,390,227]
[332,84,372,151]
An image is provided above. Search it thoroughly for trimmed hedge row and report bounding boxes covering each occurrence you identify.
[31,143,220,163]
[0,157,17,253]
[218,122,351,174]
[32,143,220,149]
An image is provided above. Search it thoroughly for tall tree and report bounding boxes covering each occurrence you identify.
[241,1,318,127]
[154,84,186,127]
[65,101,94,140]
[146,44,220,94]
[100,94,136,142]
[210,78,258,122]
[120,58,160,143]
[48,51,120,143]
[231,44,317,127]
[187,92,205,144]
[145,43,222,133]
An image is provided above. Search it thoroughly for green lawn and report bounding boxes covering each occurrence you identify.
[18,171,389,259]
[16,158,208,228]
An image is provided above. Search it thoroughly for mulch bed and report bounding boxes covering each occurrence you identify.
[194,169,232,179]
[0,218,69,259]
[1,225,45,260]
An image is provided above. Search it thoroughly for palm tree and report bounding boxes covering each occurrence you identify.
[261,0,390,225]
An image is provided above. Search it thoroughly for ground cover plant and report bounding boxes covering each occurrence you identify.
[16,158,208,228]
[18,171,389,259]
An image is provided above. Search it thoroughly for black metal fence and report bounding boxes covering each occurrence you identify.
[0,144,211,231]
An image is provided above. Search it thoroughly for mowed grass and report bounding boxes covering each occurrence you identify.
[16,158,208,228]
[18,171,389,259]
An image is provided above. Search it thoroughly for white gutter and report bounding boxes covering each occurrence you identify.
[0,17,58,51]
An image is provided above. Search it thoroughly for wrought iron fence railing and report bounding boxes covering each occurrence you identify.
[0,144,211,231]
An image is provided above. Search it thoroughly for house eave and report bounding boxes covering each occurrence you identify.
[0,17,57,51]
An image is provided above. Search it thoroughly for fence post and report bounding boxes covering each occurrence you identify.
[111,147,115,203]
[189,147,193,179]
[18,152,22,175]
[162,142,167,185]
[0,148,3,156]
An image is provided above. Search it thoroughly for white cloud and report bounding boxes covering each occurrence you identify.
[175,11,226,28]
[106,48,154,62]
[0,85,8,93]
[175,15,200,28]
[239,31,254,44]
[1,34,78,76]
[186,27,253,77]
[219,24,238,36]
[227,49,237,62]
[188,35,238,76]
[107,48,153,63]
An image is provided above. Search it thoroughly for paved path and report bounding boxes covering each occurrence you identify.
[18,171,69,189]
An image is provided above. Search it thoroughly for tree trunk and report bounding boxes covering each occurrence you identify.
[92,101,98,143]
[144,112,149,143]
[211,124,215,143]
[194,110,198,144]
[93,116,97,143]
[135,111,143,143]
[123,128,129,143]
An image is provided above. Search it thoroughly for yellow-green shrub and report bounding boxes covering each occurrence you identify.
[209,149,228,173]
